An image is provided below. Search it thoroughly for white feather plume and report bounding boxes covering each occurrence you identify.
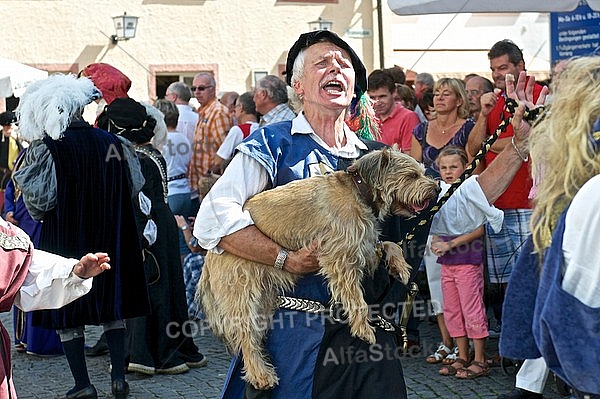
[16,74,101,141]
[141,102,168,150]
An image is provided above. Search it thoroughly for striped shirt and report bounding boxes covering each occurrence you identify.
[188,98,232,191]
[259,103,296,127]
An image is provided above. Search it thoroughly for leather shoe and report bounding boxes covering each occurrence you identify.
[111,379,129,399]
[85,333,109,357]
[56,385,97,399]
[497,388,543,399]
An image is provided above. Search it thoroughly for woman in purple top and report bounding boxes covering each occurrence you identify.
[411,78,475,178]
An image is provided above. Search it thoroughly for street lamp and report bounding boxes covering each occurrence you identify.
[111,12,139,44]
[308,17,333,32]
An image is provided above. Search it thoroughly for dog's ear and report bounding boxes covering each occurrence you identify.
[379,147,391,172]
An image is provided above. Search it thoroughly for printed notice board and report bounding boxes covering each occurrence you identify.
[550,2,600,64]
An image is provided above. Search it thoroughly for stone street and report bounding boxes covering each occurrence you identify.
[2,309,566,398]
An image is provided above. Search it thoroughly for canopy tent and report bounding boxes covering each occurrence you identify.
[387,0,600,15]
[0,56,48,98]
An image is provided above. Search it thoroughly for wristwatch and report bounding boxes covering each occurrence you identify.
[181,225,189,231]
[274,248,289,270]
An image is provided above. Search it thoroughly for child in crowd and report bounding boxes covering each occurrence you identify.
[174,215,206,320]
[432,146,489,379]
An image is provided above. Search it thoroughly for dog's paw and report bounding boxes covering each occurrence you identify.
[244,370,279,390]
[389,258,412,285]
[383,241,412,284]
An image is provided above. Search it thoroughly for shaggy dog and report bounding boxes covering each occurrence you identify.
[198,148,439,389]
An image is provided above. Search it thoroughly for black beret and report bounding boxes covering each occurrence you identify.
[285,30,367,93]
[0,111,17,126]
[105,98,156,144]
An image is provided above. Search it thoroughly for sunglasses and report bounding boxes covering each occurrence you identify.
[191,85,213,92]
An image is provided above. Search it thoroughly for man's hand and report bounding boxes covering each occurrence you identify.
[4,211,18,225]
[479,90,500,119]
[505,71,549,147]
[505,71,548,109]
[72,253,111,279]
[284,241,319,275]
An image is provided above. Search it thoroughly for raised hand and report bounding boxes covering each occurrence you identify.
[505,71,548,109]
[479,90,499,119]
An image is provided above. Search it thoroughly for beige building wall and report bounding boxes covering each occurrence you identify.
[2,1,553,113]
[0,0,384,109]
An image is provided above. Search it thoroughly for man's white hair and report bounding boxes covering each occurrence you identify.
[16,74,101,141]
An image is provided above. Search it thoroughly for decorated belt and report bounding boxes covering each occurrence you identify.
[571,389,600,399]
[167,173,187,182]
[276,295,398,333]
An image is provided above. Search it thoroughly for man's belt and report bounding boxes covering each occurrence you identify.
[276,295,398,333]
[167,173,187,182]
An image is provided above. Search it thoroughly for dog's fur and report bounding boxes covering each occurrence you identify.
[198,148,439,389]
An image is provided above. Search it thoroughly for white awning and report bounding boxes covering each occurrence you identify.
[387,12,551,78]
[0,56,48,98]
[387,0,600,15]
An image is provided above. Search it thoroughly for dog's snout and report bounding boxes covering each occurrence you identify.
[421,176,441,198]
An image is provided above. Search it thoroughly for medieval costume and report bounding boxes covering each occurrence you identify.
[13,74,149,399]
[102,98,206,375]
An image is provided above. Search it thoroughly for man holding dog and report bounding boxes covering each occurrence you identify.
[195,30,541,399]
[196,29,413,399]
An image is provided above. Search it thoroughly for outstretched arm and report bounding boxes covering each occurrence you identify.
[71,252,111,279]
[16,251,110,311]
[432,72,548,237]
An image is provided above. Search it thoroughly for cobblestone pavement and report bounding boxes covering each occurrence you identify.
[2,310,566,398]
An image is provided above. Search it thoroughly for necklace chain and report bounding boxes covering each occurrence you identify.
[437,119,460,134]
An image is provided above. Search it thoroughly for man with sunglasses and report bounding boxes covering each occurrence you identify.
[188,72,232,210]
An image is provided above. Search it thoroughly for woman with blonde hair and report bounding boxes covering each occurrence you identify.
[500,58,600,398]
[410,77,474,178]
[412,78,475,369]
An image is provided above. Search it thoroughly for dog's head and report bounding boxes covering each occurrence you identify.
[350,148,439,220]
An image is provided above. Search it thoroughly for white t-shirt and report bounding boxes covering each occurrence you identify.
[162,130,192,196]
[562,173,600,307]
[176,103,199,145]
